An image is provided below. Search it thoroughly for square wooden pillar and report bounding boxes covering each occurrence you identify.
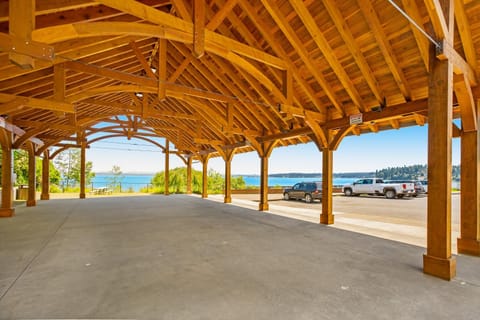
[201,155,209,199]
[458,128,480,255]
[423,45,456,280]
[320,148,334,224]
[259,155,269,211]
[223,150,234,204]
[26,142,36,207]
[164,139,170,195]
[40,150,50,200]
[80,142,86,199]
[186,156,193,194]
[0,143,15,217]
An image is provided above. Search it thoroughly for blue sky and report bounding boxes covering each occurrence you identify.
[86,124,461,174]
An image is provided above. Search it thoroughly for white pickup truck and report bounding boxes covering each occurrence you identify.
[342,178,415,199]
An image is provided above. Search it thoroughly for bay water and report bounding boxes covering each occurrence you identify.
[91,173,360,192]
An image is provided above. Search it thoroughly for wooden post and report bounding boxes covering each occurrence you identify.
[40,150,50,200]
[259,155,269,211]
[224,149,235,203]
[423,45,456,279]
[458,124,480,255]
[186,156,193,194]
[9,0,35,69]
[80,143,86,199]
[165,139,170,195]
[0,128,14,217]
[257,141,276,211]
[26,142,36,207]
[320,148,334,224]
[200,154,210,198]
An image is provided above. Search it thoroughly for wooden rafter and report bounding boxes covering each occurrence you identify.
[357,0,412,100]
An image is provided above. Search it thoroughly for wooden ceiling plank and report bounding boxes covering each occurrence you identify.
[239,1,326,115]
[259,0,345,115]
[289,0,365,111]
[323,0,385,102]
[400,0,430,71]
[357,0,412,100]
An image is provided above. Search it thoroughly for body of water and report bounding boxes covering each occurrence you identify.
[84,173,460,192]
[91,174,360,192]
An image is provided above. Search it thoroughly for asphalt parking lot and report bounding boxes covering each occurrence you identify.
[210,193,461,253]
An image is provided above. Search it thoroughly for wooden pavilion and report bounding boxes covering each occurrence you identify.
[0,0,479,280]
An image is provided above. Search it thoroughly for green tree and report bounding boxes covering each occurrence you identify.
[54,149,95,190]
[149,167,246,194]
[107,165,124,191]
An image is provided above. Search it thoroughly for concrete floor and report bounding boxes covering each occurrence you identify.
[0,195,479,319]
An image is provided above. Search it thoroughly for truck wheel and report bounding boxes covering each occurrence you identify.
[385,189,396,199]
[305,194,313,203]
[344,188,352,196]
[283,193,290,200]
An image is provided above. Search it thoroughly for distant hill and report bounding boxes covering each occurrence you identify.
[242,164,460,180]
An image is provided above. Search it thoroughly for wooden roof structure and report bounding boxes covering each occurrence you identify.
[1,0,478,158]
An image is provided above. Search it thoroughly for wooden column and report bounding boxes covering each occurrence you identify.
[80,143,86,199]
[223,149,235,203]
[26,142,36,207]
[458,126,480,255]
[200,155,210,198]
[320,148,334,224]
[186,156,193,194]
[40,150,50,200]
[0,129,14,217]
[257,141,276,211]
[164,139,170,195]
[423,46,456,279]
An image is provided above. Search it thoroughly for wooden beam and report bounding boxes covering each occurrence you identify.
[401,0,430,70]
[0,33,54,62]
[454,0,477,72]
[171,0,192,21]
[129,40,157,78]
[437,39,477,86]
[321,147,334,224]
[0,93,74,113]
[323,0,385,101]
[259,0,345,115]
[75,2,286,69]
[424,0,451,39]
[158,38,167,101]
[454,74,477,132]
[424,0,456,280]
[357,0,411,100]
[9,0,35,68]
[207,0,237,31]
[193,0,205,58]
[289,0,365,111]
